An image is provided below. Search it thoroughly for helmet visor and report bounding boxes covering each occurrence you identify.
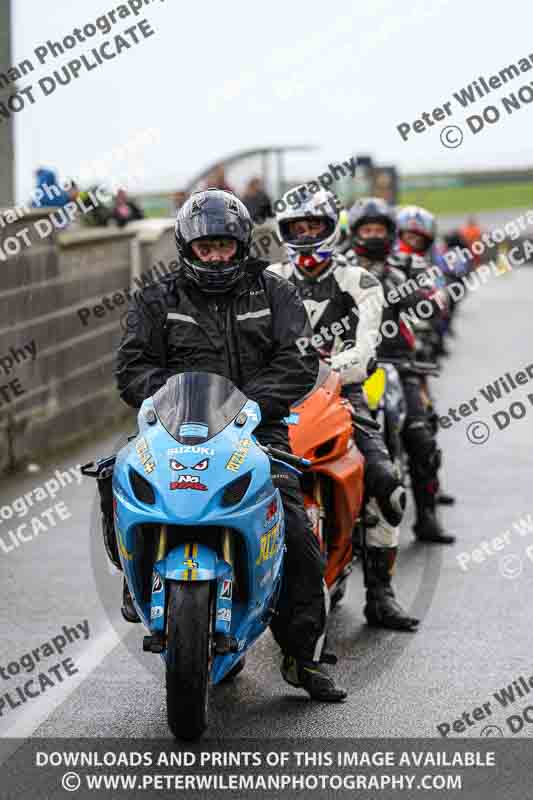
[188,236,239,266]
[280,216,335,248]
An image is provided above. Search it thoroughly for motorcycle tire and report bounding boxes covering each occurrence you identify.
[166,581,211,740]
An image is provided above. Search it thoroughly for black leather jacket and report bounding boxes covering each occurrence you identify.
[115,259,319,444]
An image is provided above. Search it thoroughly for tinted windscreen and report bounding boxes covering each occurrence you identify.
[153,372,247,444]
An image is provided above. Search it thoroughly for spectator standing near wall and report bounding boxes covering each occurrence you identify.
[110,188,144,227]
[242,177,272,223]
[205,165,234,193]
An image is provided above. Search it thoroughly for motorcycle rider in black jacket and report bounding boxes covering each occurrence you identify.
[98,188,347,702]
[269,185,419,632]
[344,198,455,545]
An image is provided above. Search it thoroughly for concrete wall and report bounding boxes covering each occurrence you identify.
[0,213,176,474]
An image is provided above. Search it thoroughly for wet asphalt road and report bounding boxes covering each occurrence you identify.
[0,238,532,747]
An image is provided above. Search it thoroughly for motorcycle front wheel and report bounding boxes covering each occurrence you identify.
[166,581,212,740]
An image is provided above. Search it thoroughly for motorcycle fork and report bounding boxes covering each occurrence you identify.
[222,527,238,597]
[156,524,168,562]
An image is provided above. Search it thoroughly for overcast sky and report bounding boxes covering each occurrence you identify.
[10,0,533,202]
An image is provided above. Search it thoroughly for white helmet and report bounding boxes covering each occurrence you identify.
[276,185,340,276]
[396,205,436,253]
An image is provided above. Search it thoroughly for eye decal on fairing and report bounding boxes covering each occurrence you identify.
[169,458,185,471]
[193,459,209,471]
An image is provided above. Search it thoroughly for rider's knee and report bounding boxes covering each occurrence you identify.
[369,467,406,527]
[366,518,400,548]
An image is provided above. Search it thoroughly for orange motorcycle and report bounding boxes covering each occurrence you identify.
[288,363,371,605]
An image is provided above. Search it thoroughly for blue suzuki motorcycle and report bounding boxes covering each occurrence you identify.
[83,372,308,739]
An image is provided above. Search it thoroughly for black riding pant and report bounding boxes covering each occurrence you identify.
[401,376,441,493]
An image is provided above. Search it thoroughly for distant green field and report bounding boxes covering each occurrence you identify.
[399,182,533,215]
[140,181,533,218]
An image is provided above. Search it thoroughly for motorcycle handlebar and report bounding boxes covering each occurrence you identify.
[261,445,312,470]
[80,455,116,478]
[351,411,381,431]
[377,357,440,377]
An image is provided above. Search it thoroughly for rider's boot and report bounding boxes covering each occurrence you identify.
[281,655,347,702]
[412,483,456,544]
[363,546,419,632]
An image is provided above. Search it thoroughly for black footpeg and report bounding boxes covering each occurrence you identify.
[320,651,337,665]
[214,633,239,655]
[143,634,165,653]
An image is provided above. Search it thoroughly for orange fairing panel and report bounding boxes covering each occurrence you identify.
[316,450,365,533]
[289,371,352,463]
[321,451,366,587]
[289,366,366,589]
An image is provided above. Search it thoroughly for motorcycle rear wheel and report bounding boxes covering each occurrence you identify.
[166,581,211,740]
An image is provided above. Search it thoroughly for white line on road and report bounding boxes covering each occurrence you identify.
[0,625,123,742]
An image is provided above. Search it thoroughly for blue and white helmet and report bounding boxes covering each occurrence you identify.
[396,205,436,252]
[276,185,340,276]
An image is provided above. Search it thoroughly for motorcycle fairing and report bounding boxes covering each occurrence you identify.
[112,372,286,683]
